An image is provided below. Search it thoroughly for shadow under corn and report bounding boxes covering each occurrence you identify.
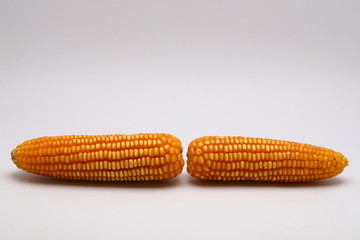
[10,171,348,189]
[10,171,181,189]
[186,175,348,188]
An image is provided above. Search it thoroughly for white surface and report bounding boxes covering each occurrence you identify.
[1,1,360,239]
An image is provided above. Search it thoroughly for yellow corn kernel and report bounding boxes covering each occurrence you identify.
[11,133,184,181]
[186,136,348,182]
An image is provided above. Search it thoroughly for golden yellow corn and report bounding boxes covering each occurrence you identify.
[187,136,348,182]
[11,133,184,181]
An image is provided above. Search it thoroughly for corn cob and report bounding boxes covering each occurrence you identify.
[11,133,184,181]
[187,136,348,182]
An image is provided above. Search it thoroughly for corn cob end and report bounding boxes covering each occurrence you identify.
[11,148,19,166]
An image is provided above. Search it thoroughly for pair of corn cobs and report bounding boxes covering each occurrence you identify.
[11,133,348,182]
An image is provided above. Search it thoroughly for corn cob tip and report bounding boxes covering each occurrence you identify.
[11,148,17,164]
[11,147,23,169]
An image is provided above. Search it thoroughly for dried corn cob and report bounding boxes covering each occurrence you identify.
[187,136,348,182]
[11,133,184,181]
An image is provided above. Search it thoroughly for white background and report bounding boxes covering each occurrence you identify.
[1,1,359,239]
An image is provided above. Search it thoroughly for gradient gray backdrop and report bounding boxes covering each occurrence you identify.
[1,1,359,239]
